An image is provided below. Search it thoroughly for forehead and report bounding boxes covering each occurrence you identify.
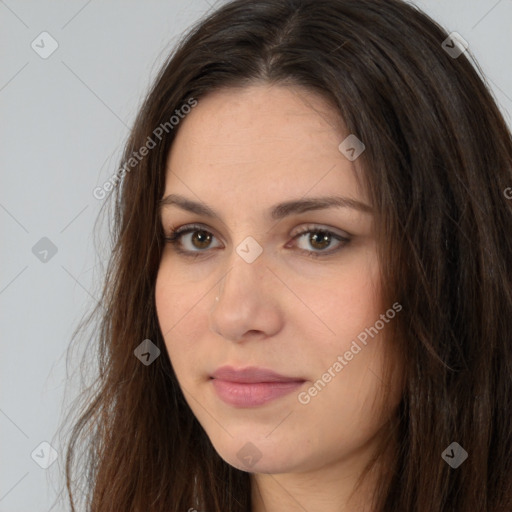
[164,83,367,205]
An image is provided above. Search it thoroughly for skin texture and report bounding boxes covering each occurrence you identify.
[155,84,402,511]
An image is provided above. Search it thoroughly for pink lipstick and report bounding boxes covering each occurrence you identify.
[210,366,305,407]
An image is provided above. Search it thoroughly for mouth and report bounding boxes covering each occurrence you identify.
[209,366,306,407]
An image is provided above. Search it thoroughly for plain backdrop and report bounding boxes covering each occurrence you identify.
[1,1,511,510]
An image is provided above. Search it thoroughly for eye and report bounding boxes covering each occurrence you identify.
[163,223,350,259]
[288,225,350,258]
[164,223,221,257]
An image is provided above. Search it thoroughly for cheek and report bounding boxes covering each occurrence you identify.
[154,261,206,370]
[155,256,208,328]
[155,266,177,337]
[295,252,388,412]
[305,250,381,349]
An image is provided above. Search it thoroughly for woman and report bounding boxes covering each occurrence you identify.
[63,0,512,510]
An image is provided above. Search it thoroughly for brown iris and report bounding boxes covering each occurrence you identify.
[308,231,331,250]
[191,230,212,249]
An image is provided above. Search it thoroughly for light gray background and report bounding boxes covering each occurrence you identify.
[1,1,511,510]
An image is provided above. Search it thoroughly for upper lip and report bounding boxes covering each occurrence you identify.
[210,366,305,383]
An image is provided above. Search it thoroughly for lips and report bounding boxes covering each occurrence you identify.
[211,365,304,383]
[210,366,306,407]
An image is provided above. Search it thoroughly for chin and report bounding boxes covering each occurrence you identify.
[221,450,297,474]
[209,434,309,474]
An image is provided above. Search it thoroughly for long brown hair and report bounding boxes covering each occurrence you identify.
[61,0,512,510]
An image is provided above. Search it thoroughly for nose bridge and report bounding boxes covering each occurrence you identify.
[218,237,267,298]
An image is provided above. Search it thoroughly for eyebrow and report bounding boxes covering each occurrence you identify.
[158,193,372,221]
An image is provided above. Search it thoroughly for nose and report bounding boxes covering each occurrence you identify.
[209,252,283,343]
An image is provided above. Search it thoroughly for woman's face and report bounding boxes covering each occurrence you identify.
[155,84,401,475]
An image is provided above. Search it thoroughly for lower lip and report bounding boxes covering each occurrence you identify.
[211,379,305,407]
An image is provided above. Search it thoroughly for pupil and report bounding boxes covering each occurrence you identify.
[193,231,211,248]
[311,232,330,249]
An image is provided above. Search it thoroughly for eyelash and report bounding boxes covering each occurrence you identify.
[163,223,350,259]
